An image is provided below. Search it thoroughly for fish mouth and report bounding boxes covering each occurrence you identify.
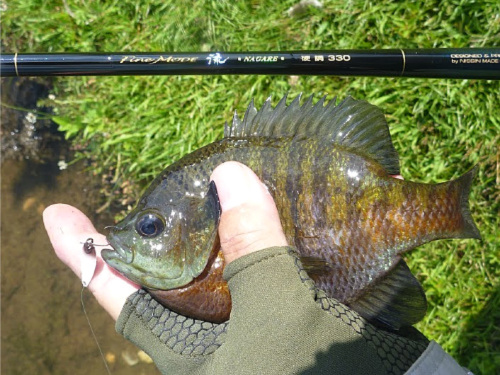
[102,232,134,265]
[101,232,194,290]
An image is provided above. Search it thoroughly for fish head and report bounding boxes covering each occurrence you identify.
[102,181,221,290]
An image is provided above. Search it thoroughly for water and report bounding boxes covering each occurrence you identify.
[1,78,159,375]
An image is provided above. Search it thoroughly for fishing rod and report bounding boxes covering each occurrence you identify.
[1,48,499,79]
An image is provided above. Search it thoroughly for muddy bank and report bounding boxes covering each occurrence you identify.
[1,77,159,374]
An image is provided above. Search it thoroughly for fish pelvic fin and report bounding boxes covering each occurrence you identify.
[299,256,334,275]
[348,259,427,330]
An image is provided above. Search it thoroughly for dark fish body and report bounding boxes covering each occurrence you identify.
[103,96,480,329]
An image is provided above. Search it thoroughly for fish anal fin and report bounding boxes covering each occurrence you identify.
[349,259,427,330]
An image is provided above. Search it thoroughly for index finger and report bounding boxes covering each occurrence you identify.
[43,204,139,320]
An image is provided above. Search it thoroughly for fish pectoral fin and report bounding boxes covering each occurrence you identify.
[183,181,221,276]
[300,256,334,275]
[349,259,427,331]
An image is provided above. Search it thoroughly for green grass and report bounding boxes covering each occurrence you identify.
[3,0,499,373]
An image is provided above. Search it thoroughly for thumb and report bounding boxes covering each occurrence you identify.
[210,162,288,264]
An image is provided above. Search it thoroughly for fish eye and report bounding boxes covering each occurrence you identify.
[135,212,165,238]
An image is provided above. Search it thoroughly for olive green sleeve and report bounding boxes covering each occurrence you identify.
[116,247,429,375]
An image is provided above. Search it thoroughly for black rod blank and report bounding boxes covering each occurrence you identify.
[1,49,499,79]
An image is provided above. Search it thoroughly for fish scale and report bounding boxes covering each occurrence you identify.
[103,95,481,330]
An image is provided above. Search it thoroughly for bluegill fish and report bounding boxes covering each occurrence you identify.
[102,95,481,329]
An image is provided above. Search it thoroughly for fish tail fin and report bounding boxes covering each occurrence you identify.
[444,165,481,240]
[395,165,481,249]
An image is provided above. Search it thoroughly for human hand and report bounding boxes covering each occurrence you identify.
[43,204,140,320]
[210,161,288,263]
[44,162,433,375]
[43,161,287,320]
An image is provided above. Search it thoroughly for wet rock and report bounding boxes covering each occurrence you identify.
[137,350,154,364]
[105,351,116,365]
[121,349,139,366]
[1,77,65,162]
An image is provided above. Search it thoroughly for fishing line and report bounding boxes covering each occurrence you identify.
[81,287,112,375]
[80,237,112,375]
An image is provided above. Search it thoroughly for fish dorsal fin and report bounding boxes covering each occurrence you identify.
[348,259,428,330]
[224,94,401,175]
